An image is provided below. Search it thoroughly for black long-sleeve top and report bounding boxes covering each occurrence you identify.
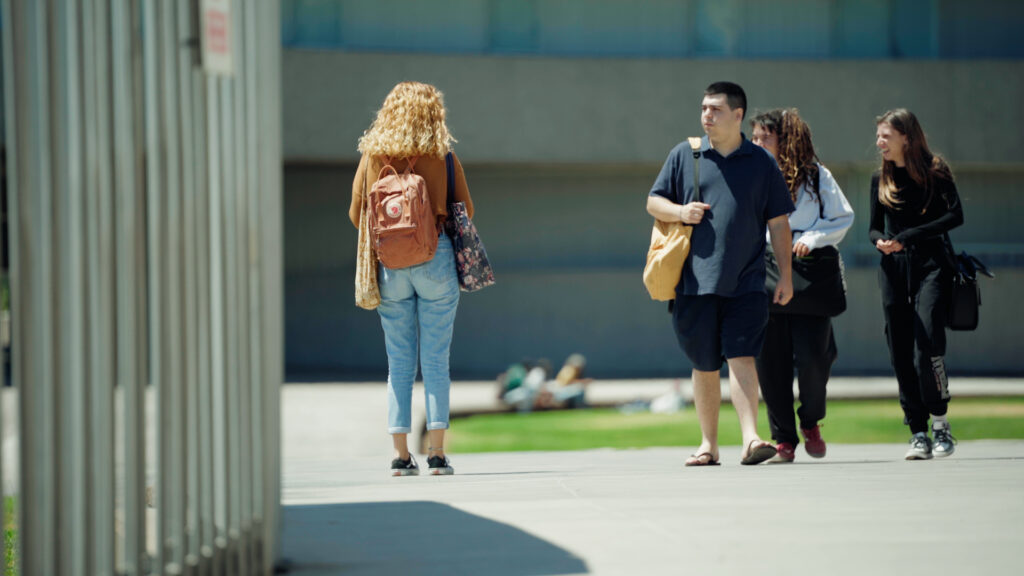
[868,166,964,251]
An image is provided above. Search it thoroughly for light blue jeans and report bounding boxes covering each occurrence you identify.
[378,232,460,434]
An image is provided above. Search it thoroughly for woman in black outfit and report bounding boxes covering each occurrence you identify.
[752,109,854,463]
[871,109,963,460]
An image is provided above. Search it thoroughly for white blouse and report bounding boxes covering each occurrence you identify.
[767,163,855,250]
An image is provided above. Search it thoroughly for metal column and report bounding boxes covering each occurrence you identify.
[0,1,283,574]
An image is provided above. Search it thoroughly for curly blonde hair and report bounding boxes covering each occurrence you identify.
[357,81,456,159]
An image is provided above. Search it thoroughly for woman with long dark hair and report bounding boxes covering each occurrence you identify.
[870,109,963,460]
[751,109,854,463]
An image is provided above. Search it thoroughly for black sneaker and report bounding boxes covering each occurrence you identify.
[933,422,957,458]
[427,455,454,476]
[905,432,933,460]
[391,455,419,477]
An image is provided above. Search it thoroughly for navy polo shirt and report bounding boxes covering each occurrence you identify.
[649,134,794,297]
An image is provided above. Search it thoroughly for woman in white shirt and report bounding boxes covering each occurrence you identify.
[751,108,855,463]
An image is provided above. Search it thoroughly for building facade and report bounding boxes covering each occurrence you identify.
[281,0,1024,378]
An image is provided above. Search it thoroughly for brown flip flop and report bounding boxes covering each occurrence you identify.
[685,451,721,467]
[740,440,777,466]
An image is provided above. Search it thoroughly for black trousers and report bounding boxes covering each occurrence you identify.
[756,313,836,446]
[879,251,951,434]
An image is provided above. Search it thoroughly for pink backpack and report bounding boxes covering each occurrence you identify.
[368,156,438,269]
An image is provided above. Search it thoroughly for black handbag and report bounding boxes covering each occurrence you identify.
[765,245,847,317]
[946,244,993,331]
[764,171,847,317]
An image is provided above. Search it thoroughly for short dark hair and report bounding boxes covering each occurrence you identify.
[704,82,747,119]
[750,109,783,136]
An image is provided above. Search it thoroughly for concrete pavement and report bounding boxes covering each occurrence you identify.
[279,380,1024,575]
[281,443,1024,576]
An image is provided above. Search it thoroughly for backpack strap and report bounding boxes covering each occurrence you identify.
[815,165,824,220]
[687,137,702,203]
[376,162,399,181]
[379,155,418,176]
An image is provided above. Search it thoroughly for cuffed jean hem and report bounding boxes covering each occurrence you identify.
[426,422,450,431]
[388,427,412,434]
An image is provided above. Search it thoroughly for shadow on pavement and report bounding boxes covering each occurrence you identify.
[281,501,589,575]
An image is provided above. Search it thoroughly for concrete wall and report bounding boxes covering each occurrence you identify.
[284,51,1024,166]
[282,50,1024,379]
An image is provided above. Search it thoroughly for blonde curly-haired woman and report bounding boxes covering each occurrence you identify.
[349,82,473,476]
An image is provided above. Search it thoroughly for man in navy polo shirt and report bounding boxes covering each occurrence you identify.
[647,81,795,466]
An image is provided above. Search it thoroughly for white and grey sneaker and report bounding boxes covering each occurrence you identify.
[391,455,419,477]
[933,422,957,458]
[905,432,933,460]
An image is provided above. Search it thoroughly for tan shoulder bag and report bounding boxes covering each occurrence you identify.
[355,165,382,310]
[643,137,703,301]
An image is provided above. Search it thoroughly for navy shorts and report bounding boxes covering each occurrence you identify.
[672,291,770,372]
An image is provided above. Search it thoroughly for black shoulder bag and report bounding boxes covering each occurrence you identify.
[764,169,848,317]
[944,234,994,331]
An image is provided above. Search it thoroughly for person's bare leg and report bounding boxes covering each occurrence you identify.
[688,368,722,463]
[427,429,446,458]
[392,433,411,460]
[728,356,769,456]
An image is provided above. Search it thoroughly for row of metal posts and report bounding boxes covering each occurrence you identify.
[1,0,283,574]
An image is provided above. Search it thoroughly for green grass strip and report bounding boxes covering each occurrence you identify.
[5,496,15,576]
[448,397,1024,453]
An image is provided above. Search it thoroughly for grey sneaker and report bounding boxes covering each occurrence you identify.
[905,432,933,460]
[391,455,419,477]
[932,422,957,458]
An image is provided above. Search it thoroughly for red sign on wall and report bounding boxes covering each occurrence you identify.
[201,0,233,76]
